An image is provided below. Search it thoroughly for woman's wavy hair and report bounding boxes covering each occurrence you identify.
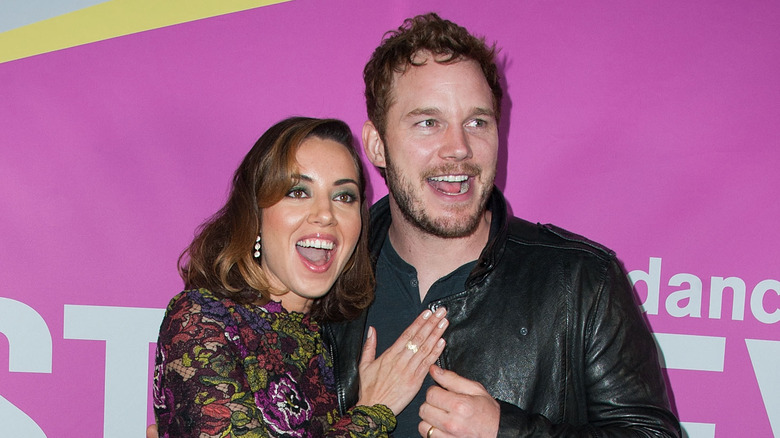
[179,117,374,322]
[364,12,503,143]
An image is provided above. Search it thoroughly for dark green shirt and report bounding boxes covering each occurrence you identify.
[366,236,476,437]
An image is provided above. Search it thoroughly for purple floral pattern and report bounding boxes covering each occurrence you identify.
[257,373,310,435]
[153,289,395,437]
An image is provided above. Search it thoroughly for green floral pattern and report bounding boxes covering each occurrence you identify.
[153,289,395,437]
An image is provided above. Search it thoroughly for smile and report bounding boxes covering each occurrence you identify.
[296,237,335,268]
[427,174,471,195]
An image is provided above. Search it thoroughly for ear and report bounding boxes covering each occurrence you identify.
[362,120,386,169]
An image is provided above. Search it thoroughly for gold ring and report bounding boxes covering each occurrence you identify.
[427,426,435,438]
[406,340,419,353]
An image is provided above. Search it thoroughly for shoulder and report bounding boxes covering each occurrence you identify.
[166,288,231,315]
[487,188,615,263]
[161,288,244,333]
[503,217,617,267]
[492,219,633,310]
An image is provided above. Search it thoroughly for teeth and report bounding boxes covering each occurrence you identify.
[296,239,334,250]
[429,175,469,182]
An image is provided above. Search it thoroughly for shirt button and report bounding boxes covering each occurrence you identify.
[411,279,418,287]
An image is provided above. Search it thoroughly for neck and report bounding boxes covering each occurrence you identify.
[274,293,313,314]
[387,204,491,301]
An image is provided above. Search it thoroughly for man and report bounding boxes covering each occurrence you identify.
[323,13,680,437]
[148,13,680,438]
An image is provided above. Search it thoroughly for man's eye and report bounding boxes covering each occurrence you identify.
[468,119,487,128]
[417,119,436,128]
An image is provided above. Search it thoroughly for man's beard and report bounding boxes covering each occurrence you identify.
[384,151,494,238]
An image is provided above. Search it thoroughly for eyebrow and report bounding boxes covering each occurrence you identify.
[334,178,360,187]
[407,107,442,118]
[405,106,496,119]
[472,107,496,118]
[293,174,359,187]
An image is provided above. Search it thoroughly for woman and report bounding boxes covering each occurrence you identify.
[152,117,448,437]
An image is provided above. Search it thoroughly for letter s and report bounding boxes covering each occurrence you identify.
[0,297,51,437]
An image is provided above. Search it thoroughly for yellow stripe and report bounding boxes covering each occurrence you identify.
[0,0,293,64]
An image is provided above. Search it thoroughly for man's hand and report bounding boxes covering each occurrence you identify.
[146,424,158,438]
[418,365,500,438]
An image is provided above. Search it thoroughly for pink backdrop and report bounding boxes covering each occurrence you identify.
[1,0,778,436]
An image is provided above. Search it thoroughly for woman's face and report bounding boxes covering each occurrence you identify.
[260,136,362,313]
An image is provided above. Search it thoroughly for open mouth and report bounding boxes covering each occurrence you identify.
[428,175,470,195]
[296,238,335,267]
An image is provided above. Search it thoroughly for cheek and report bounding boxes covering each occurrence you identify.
[473,142,498,165]
[263,206,307,233]
[340,210,363,248]
[389,136,429,160]
[260,209,278,233]
[259,211,298,261]
[404,142,435,161]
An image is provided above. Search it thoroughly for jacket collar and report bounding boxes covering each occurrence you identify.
[368,186,509,286]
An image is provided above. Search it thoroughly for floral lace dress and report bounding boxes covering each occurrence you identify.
[153,289,395,437]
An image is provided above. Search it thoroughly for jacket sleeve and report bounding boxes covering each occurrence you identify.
[495,257,681,437]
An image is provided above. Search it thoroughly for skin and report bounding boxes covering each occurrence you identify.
[261,137,363,313]
[148,136,450,438]
[259,137,450,414]
[418,365,499,438]
[363,54,502,437]
[358,308,449,414]
[362,54,498,300]
[149,311,449,438]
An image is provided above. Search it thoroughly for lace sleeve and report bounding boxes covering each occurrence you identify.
[153,291,267,437]
[326,404,397,437]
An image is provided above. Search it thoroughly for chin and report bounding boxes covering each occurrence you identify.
[299,281,337,299]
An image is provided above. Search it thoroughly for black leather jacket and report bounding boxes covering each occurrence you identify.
[324,189,681,437]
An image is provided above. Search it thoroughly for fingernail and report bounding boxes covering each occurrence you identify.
[422,310,432,320]
[367,326,374,339]
[436,338,445,348]
[438,318,448,329]
[435,307,446,318]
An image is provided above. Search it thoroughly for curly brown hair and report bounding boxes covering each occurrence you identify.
[178,117,374,323]
[364,12,503,139]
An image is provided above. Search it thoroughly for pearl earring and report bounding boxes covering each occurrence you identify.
[253,235,261,258]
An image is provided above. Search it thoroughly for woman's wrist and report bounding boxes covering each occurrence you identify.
[348,404,397,431]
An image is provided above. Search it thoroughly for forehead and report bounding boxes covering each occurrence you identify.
[294,137,359,179]
[389,55,493,110]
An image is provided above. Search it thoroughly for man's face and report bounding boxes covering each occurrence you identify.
[368,54,499,238]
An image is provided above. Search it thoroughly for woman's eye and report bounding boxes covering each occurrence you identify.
[287,188,308,198]
[335,192,357,203]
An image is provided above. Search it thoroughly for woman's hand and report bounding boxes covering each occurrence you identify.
[356,307,448,415]
[146,424,158,438]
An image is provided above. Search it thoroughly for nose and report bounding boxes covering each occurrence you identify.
[439,126,472,161]
[307,196,336,226]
